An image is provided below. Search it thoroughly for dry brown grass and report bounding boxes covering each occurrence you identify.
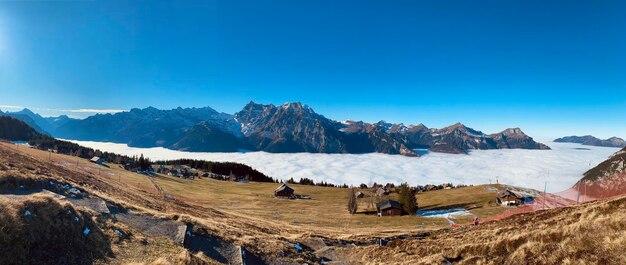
[0,194,111,264]
[4,142,624,265]
[0,142,506,241]
[346,195,626,265]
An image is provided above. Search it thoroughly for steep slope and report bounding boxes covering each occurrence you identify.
[0,112,47,134]
[339,120,417,155]
[348,194,626,264]
[170,121,247,152]
[575,146,626,199]
[0,108,76,134]
[236,102,417,155]
[555,135,626,148]
[0,116,43,141]
[44,114,75,130]
[236,102,347,153]
[54,106,243,151]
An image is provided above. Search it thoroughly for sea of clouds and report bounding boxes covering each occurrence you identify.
[68,139,619,192]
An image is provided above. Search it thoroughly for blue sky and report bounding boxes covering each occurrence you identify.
[0,0,625,139]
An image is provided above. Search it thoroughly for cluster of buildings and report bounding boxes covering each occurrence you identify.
[273,183,405,217]
[155,165,198,179]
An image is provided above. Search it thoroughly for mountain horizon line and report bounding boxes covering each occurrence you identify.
[1,101,534,135]
[1,101,555,156]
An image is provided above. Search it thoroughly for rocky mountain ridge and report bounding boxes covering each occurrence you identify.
[12,102,550,156]
[555,135,626,148]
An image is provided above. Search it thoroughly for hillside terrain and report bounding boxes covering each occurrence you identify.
[1,135,625,264]
[346,193,626,264]
[0,140,526,264]
[555,135,626,148]
[566,146,626,200]
[0,116,42,141]
[5,103,549,155]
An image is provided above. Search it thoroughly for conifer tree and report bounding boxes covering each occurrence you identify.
[398,183,417,215]
[347,187,358,214]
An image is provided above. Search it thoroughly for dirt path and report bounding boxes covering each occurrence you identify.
[145,174,165,195]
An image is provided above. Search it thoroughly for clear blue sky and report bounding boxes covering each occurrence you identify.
[0,0,625,139]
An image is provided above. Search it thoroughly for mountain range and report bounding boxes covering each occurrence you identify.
[1,102,550,156]
[0,108,74,135]
[554,135,626,148]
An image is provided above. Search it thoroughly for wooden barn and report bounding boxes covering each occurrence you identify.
[274,184,295,198]
[376,199,403,216]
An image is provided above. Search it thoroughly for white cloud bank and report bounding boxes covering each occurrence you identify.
[68,139,618,192]
[0,105,125,115]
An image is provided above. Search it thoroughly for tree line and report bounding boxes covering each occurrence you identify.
[285,177,349,188]
[156,159,276,183]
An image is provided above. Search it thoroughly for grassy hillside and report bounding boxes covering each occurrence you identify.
[347,194,626,264]
[4,141,622,264]
[3,142,508,236]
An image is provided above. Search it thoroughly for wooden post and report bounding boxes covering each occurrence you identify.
[543,182,547,210]
[576,181,581,204]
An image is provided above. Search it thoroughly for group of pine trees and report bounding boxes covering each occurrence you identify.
[285,177,349,188]
[0,116,40,141]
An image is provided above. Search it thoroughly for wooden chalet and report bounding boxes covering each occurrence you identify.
[376,199,403,216]
[274,184,295,198]
[497,189,534,206]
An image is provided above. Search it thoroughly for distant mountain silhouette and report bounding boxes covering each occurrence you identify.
[35,102,551,155]
[0,108,76,135]
[555,135,626,148]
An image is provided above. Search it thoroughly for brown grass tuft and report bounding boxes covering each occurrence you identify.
[0,194,112,264]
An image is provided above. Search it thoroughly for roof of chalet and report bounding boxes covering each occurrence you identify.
[376,199,402,211]
[275,184,294,194]
[375,187,388,195]
[90,156,102,162]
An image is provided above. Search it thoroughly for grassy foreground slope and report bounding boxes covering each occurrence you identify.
[5,142,508,236]
[346,194,626,264]
[5,140,623,264]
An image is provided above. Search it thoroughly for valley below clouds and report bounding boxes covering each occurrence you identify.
[69,139,618,192]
